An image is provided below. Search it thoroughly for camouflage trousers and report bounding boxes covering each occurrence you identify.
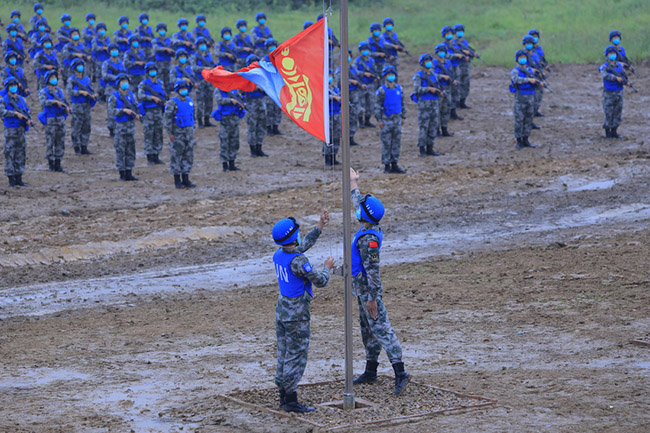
[105,85,117,134]
[70,104,91,151]
[275,319,310,394]
[380,115,402,164]
[45,117,66,162]
[357,296,403,364]
[349,90,360,137]
[195,81,214,120]
[219,114,240,162]
[156,61,172,95]
[113,121,136,171]
[438,87,452,128]
[458,62,471,100]
[534,87,544,115]
[323,112,341,156]
[359,82,377,119]
[450,65,461,108]
[4,128,27,176]
[143,107,164,156]
[513,93,535,138]
[265,97,282,127]
[602,90,623,129]
[417,99,439,149]
[246,98,266,147]
[169,127,195,175]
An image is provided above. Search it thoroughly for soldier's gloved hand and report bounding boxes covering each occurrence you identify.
[324,257,335,270]
[366,300,378,320]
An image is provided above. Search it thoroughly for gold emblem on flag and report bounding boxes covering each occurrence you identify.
[278,48,313,122]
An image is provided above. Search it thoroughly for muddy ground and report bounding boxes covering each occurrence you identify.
[0,62,649,432]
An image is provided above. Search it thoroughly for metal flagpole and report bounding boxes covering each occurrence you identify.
[339,0,355,411]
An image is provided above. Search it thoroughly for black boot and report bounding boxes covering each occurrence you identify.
[436,128,442,137]
[516,137,524,149]
[534,111,544,117]
[364,115,376,128]
[229,160,240,171]
[441,127,454,137]
[14,174,27,187]
[333,155,341,165]
[204,116,215,127]
[109,128,114,138]
[324,154,333,166]
[605,128,612,139]
[391,162,406,174]
[119,170,127,181]
[459,98,471,109]
[524,136,536,148]
[350,137,360,146]
[273,125,283,135]
[531,123,540,130]
[256,144,269,157]
[611,127,621,139]
[353,360,379,384]
[419,146,427,157]
[73,146,81,155]
[153,154,164,164]
[266,125,275,136]
[392,362,411,396]
[359,115,366,128]
[250,145,258,157]
[278,389,286,409]
[197,116,204,129]
[81,146,92,155]
[384,164,391,173]
[174,174,184,188]
[426,144,440,156]
[146,154,155,165]
[283,392,314,413]
[450,109,463,120]
[54,159,65,172]
[125,169,139,181]
[8,175,16,187]
[182,173,196,188]
[48,160,55,172]
[223,161,229,172]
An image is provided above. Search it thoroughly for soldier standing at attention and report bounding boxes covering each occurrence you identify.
[124,35,146,90]
[193,15,214,49]
[413,53,442,157]
[381,17,406,69]
[368,22,391,72]
[66,58,96,155]
[264,38,284,136]
[324,72,341,166]
[375,65,406,174]
[170,49,194,92]
[242,54,269,158]
[113,16,132,54]
[107,73,139,181]
[433,43,455,137]
[38,70,70,172]
[251,12,272,57]
[62,28,90,86]
[349,168,410,396]
[91,23,110,96]
[136,14,154,59]
[1,51,31,98]
[34,36,59,90]
[234,19,254,69]
[55,14,73,54]
[510,50,539,149]
[102,43,126,137]
[164,80,197,189]
[83,14,97,67]
[138,62,166,164]
[3,24,27,67]
[30,3,48,34]
[272,211,335,412]
[216,27,238,72]
[441,25,464,121]
[191,37,216,128]
[335,49,362,146]
[599,45,628,139]
[172,18,195,57]
[355,41,378,128]
[153,23,174,93]
[608,30,634,75]
[453,24,475,109]
[1,77,32,187]
[213,87,245,171]
[522,35,543,127]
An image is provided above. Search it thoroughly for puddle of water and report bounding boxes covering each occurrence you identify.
[0,368,90,388]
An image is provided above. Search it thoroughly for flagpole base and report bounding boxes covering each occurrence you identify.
[343,393,355,410]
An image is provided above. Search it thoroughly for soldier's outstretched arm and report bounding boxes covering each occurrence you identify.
[290,255,334,288]
[350,168,362,212]
[295,209,330,254]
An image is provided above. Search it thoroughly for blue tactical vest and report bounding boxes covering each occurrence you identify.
[601,63,624,92]
[37,52,58,79]
[368,36,387,65]
[5,39,25,65]
[83,27,96,49]
[329,86,341,116]
[446,41,461,66]
[55,27,71,52]
[2,94,29,129]
[351,227,383,277]
[433,59,452,86]
[173,65,193,81]
[141,79,166,110]
[92,36,110,61]
[193,28,212,44]
[382,31,399,57]
[44,87,68,118]
[4,67,27,89]
[153,37,173,62]
[244,87,265,100]
[273,248,314,298]
[512,67,535,95]
[103,61,126,88]
[63,43,86,68]
[113,90,137,123]
[193,53,214,80]
[218,41,237,68]
[355,57,376,84]
[137,26,153,49]
[172,96,195,127]
[113,30,133,52]
[127,49,146,76]
[213,90,242,119]
[70,76,94,104]
[253,26,272,49]
[235,34,253,59]
[172,31,194,55]
[416,70,439,100]
[381,84,402,116]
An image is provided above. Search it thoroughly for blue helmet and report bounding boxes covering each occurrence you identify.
[604,45,618,56]
[256,12,266,22]
[156,22,167,31]
[115,73,130,84]
[382,17,394,27]
[119,16,129,25]
[522,34,535,44]
[195,36,208,47]
[357,195,385,224]
[178,18,189,28]
[418,53,433,66]
[10,10,20,18]
[453,24,465,33]
[96,22,107,30]
[609,30,621,41]
[381,64,397,77]
[265,38,277,48]
[434,43,447,54]
[139,13,149,22]
[86,13,96,22]
[70,57,85,69]
[515,49,528,63]
[221,26,232,37]
[44,69,59,83]
[528,28,540,37]
[3,76,19,88]
[175,48,188,58]
[370,22,381,32]
[316,13,325,21]
[272,217,300,245]
[358,40,370,50]
[196,14,206,23]
[246,54,259,66]
[174,79,190,91]
[145,61,157,71]
[303,20,314,30]
[34,3,43,13]
[61,13,71,23]
[4,51,18,62]
[128,34,139,45]
[441,26,453,38]
[236,19,247,29]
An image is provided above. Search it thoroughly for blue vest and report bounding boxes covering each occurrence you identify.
[43,87,67,118]
[601,62,624,92]
[113,30,132,52]
[351,227,383,277]
[213,90,243,119]
[329,86,341,116]
[433,59,452,86]
[368,36,387,65]
[193,53,214,80]
[141,79,166,110]
[127,49,146,75]
[56,27,71,52]
[416,71,439,100]
[2,94,29,129]
[235,34,253,59]
[244,87,265,100]
[355,57,376,84]
[4,39,25,65]
[113,90,137,123]
[193,28,213,44]
[172,31,194,55]
[253,26,272,48]
[4,66,28,90]
[273,248,313,298]
[382,31,399,57]
[70,76,94,104]
[512,66,535,95]
[63,43,87,68]
[137,26,153,48]
[172,96,195,127]
[37,52,58,78]
[92,36,110,61]
[381,84,402,116]
[173,65,193,81]
[153,37,173,61]
[218,41,237,67]
[102,60,126,88]
[446,41,461,66]
[83,27,96,49]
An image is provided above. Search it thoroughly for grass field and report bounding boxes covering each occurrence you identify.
[1,0,648,66]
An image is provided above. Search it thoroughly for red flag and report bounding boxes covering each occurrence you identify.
[202,64,258,93]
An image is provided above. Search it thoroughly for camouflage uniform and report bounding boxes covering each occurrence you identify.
[191,51,215,123]
[38,86,68,164]
[0,94,29,177]
[266,97,283,132]
[275,227,331,394]
[324,85,341,158]
[91,35,111,98]
[455,38,473,101]
[375,84,406,165]
[243,87,267,155]
[335,64,361,140]
[510,67,536,139]
[107,90,137,171]
[164,97,195,175]
[354,56,379,123]
[433,58,454,129]
[61,42,89,85]
[137,77,166,159]
[34,50,60,90]
[124,48,147,90]
[101,59,126,135]
[413,69,441,151]
[599,62,624,129]
[153,36,174,93]
[351,189,403,363]
[66,74,94,153]
[214,89,242,163]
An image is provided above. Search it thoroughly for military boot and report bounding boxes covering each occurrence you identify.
[229,160,240,171]
[333,155,341,165]
[364,115,376,127]
[266,125,275,136]
[222,162,229,172]
[450,109,463,120]
[516,137,525,149]
[125,170,139,181]
[534,111,544,117]
[182,174,196,188]
[523,136,536,148]
[611,127,621,139]
[392,362,411,396]
[459,98,471,109]
[197,116,204,129]
[250,145,258,157]
[531,123,540,130]
[48,159,55,172]
[14,174,27,187]
[278,389,286,409]
[350,136,360,146]
[146,154,155,165]
[256,144,269,157]
[325,154,333,166]
[174,174,183,188]
[283,392,314,413]
[391,162,406,174]
[119,170,127,181]
[605,128,612,139]
[204,116,215,127]
[273,125,283,135]
[384,164,391,173]
[81,146,92,155]
[441,127,454,137]
[73,146,81,155]
[8,175,16,187]
[419,146,427,157]
[353,360,378,384]
[426,144,441,156]
[154,154,164,164]
[53,159,65,173]
[436,128,442,137]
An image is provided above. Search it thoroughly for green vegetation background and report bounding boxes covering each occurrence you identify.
[2,0,648,66]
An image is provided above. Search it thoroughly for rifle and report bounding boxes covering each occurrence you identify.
[219,41,238,61]
[369,39,391,61]
[383,33,410,56]
[5,95,34,130]
[461,42,481,60]
[117,91,141,121]
[532,69,554,93]
[141,83,165,106]
[434,59,456,84]
[607,67,638,93]
[421,71,444,96]
[355,59,380,82]
[69,76,97,106]
[616,49,636,75]
[234,34,254,54]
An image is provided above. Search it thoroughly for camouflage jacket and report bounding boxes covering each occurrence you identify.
[352,188,383,301]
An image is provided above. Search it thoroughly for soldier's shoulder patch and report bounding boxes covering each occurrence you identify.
[302,262,313,273]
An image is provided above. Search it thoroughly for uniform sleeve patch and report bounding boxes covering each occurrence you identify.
[302,262,313,273]
[368,241,379,248]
